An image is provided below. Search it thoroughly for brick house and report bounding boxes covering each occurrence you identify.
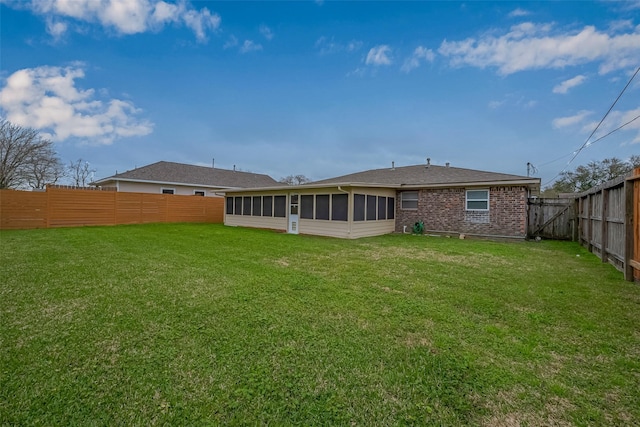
[223,161,540,239]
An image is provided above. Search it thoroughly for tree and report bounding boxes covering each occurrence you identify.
[544,156,640,195]
[0,119,64,189]
[67,159,97,187]
[279,174,311,185]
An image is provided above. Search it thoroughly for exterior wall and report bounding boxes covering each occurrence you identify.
[224,186,396,239]
[111,181,221,197]
[395,186,529,238]
[225,214,287,231]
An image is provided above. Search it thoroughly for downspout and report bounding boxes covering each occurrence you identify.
[337,186,351,237]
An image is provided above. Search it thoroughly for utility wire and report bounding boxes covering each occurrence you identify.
[543,65,640,186]
[538,113,640,168]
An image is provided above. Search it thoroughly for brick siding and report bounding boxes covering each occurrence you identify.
[395,186,528,238]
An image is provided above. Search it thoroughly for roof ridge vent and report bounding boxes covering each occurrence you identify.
[391,161,395,170]
[426,157,431,168]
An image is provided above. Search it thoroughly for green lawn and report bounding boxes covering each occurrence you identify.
[1,223,639,425]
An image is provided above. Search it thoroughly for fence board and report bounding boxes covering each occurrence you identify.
[527,198,574,239]
[0,187,224,230]
[575,169,640,281]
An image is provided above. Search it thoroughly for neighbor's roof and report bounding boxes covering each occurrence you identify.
[311,163,540,187]
[92,161,278,189]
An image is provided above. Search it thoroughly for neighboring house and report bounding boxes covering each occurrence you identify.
[92,161,278,196]
[223,161,540,239]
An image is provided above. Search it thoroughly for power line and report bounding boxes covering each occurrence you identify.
[538,113,640,168]
[543,65,640,186]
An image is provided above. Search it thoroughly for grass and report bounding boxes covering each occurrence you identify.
[1,223,639,426]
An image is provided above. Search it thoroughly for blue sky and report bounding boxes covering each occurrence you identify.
[1,1,639,187]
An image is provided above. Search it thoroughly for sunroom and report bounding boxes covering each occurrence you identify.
[223,184,397,239]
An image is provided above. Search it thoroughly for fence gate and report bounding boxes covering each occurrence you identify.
[527,198,574,240]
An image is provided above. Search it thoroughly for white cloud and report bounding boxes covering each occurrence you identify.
[553,75,587,94]
[315,36,362,55]
[10,0,221,42]
[45,17,68,40]
[0,65,153,145]
[588,108,640,145]
[401,46,435,73]
[552,110,592,129]
[240,40,263,54]
[259,24,274,40]
[366,45,392,66]
[508,8,530,18]
[438,22,640,75]
[223,35,239,50]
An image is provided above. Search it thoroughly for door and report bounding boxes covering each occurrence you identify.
[288,193,299,234]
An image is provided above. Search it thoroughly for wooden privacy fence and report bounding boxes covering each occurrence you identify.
[527,198,575,240]
[575,167,640,282]
[0,186,224,230]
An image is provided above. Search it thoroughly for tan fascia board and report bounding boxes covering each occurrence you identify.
[221,179,541,194]
[399,179,541,189]
[92,177,231,190]
[222,182,400,194]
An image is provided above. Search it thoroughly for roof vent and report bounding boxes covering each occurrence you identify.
[445,162,450,168]
[391,161,395,170]
[426,158,431,168]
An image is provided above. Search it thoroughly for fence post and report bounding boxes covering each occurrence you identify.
[601,188,609,263]
[624,177,635,281]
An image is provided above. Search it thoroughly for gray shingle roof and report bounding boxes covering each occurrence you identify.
[311,164,539,187]
[93,161,278,188]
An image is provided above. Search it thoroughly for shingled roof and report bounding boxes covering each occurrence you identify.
[93,161,278,189]
[311,163,539,188]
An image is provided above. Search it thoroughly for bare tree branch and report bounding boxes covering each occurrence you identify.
[67,159,97,187]
[0,119,64,189]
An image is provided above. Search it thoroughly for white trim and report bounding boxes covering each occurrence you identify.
[92,177,234,190]
[400,190,419,210]
[465,189,489,211]
[222,179,540,194]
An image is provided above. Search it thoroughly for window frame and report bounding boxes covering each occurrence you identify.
[331,193,348,221]
[300,195,314,219]
[161,188,175,195]
[400,191,418,210]
[193,190,205,196]
[226,197,234,215]
[315,194,330,220]
[466,189,490,211]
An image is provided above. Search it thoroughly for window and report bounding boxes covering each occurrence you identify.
[161,188,175,194]
[354,194,365,221]
[316,195,330,220]
[301,195,314,219]
[262,196,273,216]
[242,196,252,215]
[194,190,205,196]
[366,195,377,221]
[234,197,242,215]
[466,189,489,211]
[387,197,395,219]
[401,191,418,209]
[252,196,262,216]
[226,197,234,215]
[290,194,299,215]
[274,196,286,217]
[332,194,348,221]
[377,196,387,220]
